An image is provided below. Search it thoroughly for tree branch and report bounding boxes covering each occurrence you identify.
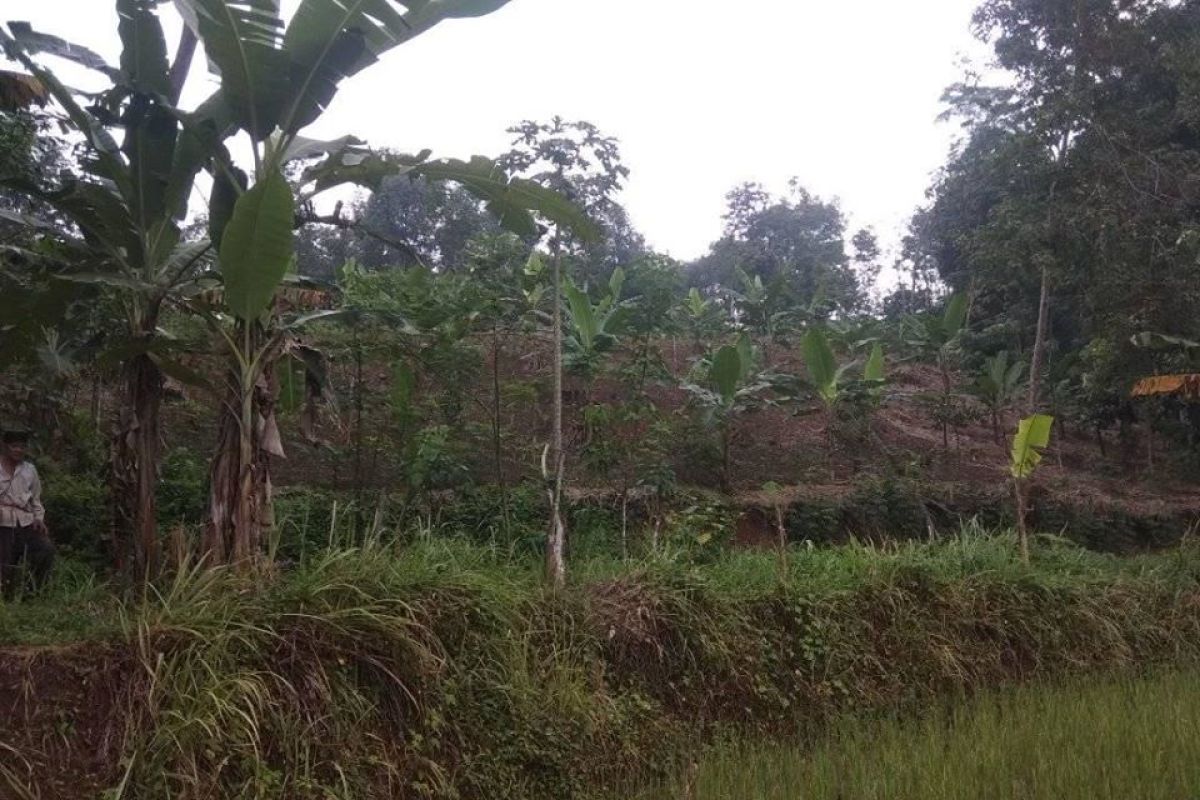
[294,204,429,270]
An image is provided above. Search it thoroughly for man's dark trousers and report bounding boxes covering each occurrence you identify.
[0,525,55,598]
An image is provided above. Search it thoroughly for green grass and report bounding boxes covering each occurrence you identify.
[3,528,1200,798]
[3,524,1196,648]
[651,670,1200,800]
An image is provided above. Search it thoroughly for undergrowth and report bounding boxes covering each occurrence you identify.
[2,527,1200,798]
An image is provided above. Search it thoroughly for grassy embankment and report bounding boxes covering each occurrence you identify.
[2,528,1200,798]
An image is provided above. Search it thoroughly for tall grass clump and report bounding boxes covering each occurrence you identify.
[6,527,1200,798]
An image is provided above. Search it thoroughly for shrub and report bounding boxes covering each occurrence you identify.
[40,469,107,563]
[158,447,209,527]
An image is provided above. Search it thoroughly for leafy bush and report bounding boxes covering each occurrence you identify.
[40,469,107,564]
[158,447,209,527]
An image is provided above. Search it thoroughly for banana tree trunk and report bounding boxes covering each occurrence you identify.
[111,346,163,581]
[204,325,281,567]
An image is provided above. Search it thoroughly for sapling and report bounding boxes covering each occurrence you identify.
[1010,413,1054,563]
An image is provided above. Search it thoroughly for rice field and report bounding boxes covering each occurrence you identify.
[648,671,1200,800]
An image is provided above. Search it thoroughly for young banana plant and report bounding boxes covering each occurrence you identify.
[1010,413,1054,563]
[974,351,1026,443]
[802,328,886,473]
[903,292,970,448]
[682,335,774,491]
[562,266,630,379]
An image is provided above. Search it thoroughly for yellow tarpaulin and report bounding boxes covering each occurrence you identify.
[1131,374,1200,400]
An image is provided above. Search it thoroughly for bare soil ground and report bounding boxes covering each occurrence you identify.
[0,644,134,800]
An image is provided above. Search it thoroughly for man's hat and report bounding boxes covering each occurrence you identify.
[1,428,31,444]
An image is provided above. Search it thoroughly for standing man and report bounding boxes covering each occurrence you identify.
[0,429,54,597]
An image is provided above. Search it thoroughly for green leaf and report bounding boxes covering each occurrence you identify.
[278,356,306,412]
[282,308,346,331]
[709,345,742,406]
[279,0,512,135]
[941,292,969,340]
[524,251,545,278]
[177,0,289,140]
[116,0,171,94]
[735,333,754,382]
[219,168,295,321]
[164,93,235,221]
[302,148,429,194]
[2,178,142,266]
[282,134,366,164]
[1010,414,1054,479]
[150,353,213,392]
[863,342,885,383]
[416,157,599,242]
[1005,359,1026,389]
[563,279,597,352]
[390,361,416,419]
[802,328,837,402]
[4,22,119,78]
[55,272,158,291]
[123,100,179,239]
[160,239,215,284]
[281,0,407,134]
[209,166,247,249]
[607,266,625,304]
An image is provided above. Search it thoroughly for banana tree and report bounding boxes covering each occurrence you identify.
[973,351,1026,443]
[904,292,970,448]
[2,8,214,578]
[562,265,630,379]
[682,336,774,491]
[5,0,592,571]
[169,0,594,565]
[802,328,885,472]
[1011,413,1053,563]
[674,286,727,359]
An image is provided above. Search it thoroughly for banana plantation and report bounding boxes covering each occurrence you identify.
[2,0,1200,798]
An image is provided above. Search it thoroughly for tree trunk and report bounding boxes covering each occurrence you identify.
[111,349,163,581]
[1015,262,1052,564]
[939,355,951,450]
[545,255,567,589]
[90,372,102,429]
[824,405,837,481]
[773,502,788,580]
[721,424,733,492]
[1027,265,1051,414]
[352,329,365,534]
[620,484,629,560]
[1014,479,1030,564]
[204,324,279,568]
[492,324,510,530]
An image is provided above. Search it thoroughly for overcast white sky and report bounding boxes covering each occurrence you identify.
[7,0,990,265]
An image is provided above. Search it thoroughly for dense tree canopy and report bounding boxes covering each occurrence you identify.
[689,180,871,319]
[906,0,1200,415]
